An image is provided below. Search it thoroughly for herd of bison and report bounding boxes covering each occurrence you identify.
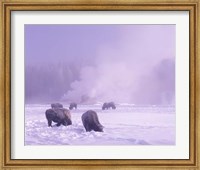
[45,102,116,132]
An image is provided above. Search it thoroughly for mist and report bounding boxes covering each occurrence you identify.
[25,25,175,105]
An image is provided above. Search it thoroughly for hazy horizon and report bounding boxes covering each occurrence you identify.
[25,24,175,105]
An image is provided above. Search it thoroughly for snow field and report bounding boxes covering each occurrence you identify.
[25,104,175,145]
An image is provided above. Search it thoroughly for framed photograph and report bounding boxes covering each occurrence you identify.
[0,0,199,169]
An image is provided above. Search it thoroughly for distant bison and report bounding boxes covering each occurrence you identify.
[45,108,72,127]
[69,102,77,110]
[51,103,63,109]
[102,102,116,110]
[81,110,103,132]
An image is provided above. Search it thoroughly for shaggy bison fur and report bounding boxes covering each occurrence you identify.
[51,103,63,109]
[81,110,103,132]
[102,102,116,110]
[45,108,72,127]
[69,102,77,110]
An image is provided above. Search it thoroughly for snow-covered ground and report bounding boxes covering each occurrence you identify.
[25,104,175,145]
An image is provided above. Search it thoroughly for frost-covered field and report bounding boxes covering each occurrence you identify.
[25,104,175,145]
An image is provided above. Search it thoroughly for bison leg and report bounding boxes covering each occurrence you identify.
[85,124,92,132]
[56,122,62,127]
[47,119,52,127]
[62,121,67,126]
[85,127,89,132]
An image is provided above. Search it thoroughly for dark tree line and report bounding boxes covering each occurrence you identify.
[25,62,80,103]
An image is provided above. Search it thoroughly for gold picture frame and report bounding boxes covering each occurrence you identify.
[0,0,199,169]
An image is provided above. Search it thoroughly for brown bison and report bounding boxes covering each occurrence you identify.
[69,102,77,110]
[45,108,72,127]
[102,102,116,110]
[51,103,63,109]
[81,110,103,132]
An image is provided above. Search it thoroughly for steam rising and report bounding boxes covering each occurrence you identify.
[63,25,175,104]
[25,25,175,105]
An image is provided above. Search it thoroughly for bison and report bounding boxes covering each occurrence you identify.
[45,108,72,127]
[51,103,63,109]
[81,110,103,132]
[69,102,77,110]
[102,102,116,110]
